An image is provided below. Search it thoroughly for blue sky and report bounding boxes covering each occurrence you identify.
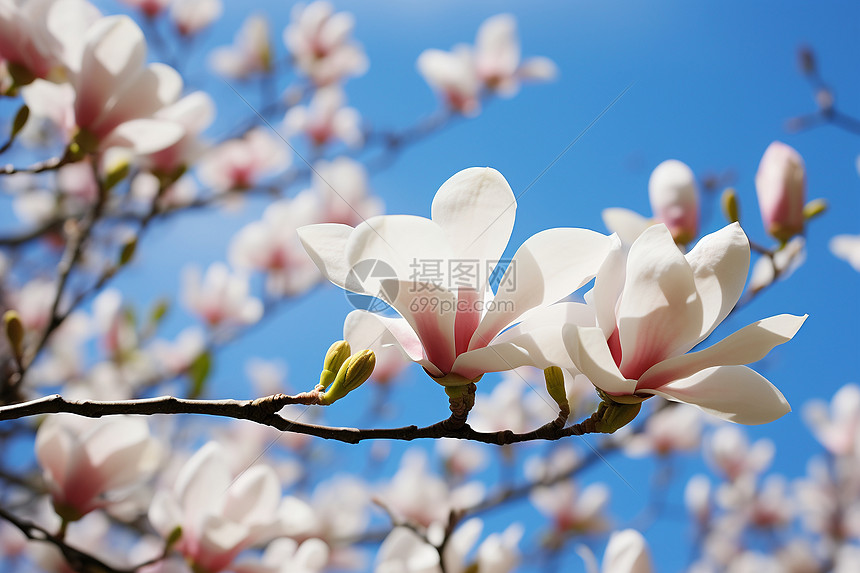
[6,0,860,571]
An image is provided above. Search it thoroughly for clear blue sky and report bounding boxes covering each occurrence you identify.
[28,1,860,570]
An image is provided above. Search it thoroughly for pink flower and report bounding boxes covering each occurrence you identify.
[35,415,160,521]
[197,127,289,192]
[755,141,806,243]
[563,223,805,425]
[417,46,481,116]
[144,91,215,174]
[302,157,382,226]
[803,383,860,456]
[284,2,368,85]
[171,0,222,36]
[598,530,653,573]
[298,167,612,387]
[209,14,271,79]
[283,86,362,147]
[119,0,170,18]
[148,442,283,573]
[182,263,263,327]
[603,159,699,246]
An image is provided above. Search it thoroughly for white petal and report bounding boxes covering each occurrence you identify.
[830,234,860,272]
[637,314,807,390]
[343,309,426,367]
[518,56,558,81]
[297,223,355,290]
[176,442,229,522]
[685,222,750,346]
[563,325,636,396]
[101,119,184,154]
[471,228,612,348]
[616,224,702,380]
[602,529,653,573]
[592,235,625,338]
[602,208,651,245]
[644,365,790,425]
[430,167,515,269]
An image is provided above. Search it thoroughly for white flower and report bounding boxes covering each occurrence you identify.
[755,141,806,242]
[197,127,289,192]
[182,262,263,327]
[599,529,653,573]
[303,156,383,226]
[705,425,774,481]
[803,383,860,456]
[748,236,806,293]
[624,403,703,457]
[284,1,368,86]
[284,86,362,147]
[603,159,699,246]
[234,538,329,573]
[210,14,271,79]
[299,167,612,387]
[148,442,284,573]
[562,223,805,424]
[171,0,222,36]
[530,478,610,534]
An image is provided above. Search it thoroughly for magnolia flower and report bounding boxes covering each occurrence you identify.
[170,0,222,36]
[298,167,613,387]
[284,86,362,147]
[603,159,699,246]
[436,438,488,480]
[284,1,368,85]
[755,141,806,242]
[717,474,793,529]
[149,442,284,573]
[580,529,653,573]
[530,479,610,534]
[228,196,321,297]
[197,127,289,192]
[35,415,161,521]
[210,14,271,79]
[71,16,186,154]
[147,326,207,376]
[624,403,703,457]
[279,475,370,543]
[144,91,215,174]
[20,79,77,143]
[302,157,382,226]
[685,474,712,523]
[830,233,860,272]
[748,236,805,294]
[705,425,774,481]
[234,538,329,573]
[562,223,805,424]
[8,277,58,332]
[343,309,408,385]
[0,0,100,83]
[417,14,556,115]
[182,263,263,327]
[130,171,198,210]
[803,383,860,456]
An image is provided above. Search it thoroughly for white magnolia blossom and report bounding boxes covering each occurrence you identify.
[210,14,271,79]
[469,371,548,433]
[624,403,703,457]
[755,141,806,242]
[562,223,805,425]
[171,0,222,36]
[831,233,860,272]
[417,14,556,116]
[795,456,860,541]
[685,474,712,523]
[748,236,806,294]
[375,518,521,573]
[0,0,100,83]
[603,159,700,246]
[299,167,613,387]
[149,442,284,573]
[717,474,793,529]
[378,449,484,529]
[284,1,368,85]
[36,415,161,521]
[130,171,198,210]
[27,310,91,386]
[598,529,654,573]
[435,438,488,480]
[803,383,860,456]
[302,156,383,226]
[144,91,216,174]
[284,86,362,147]
[8,277,59,332]
[197,127,289,192]
[146,326,207,377]
[228,195,321,297]
[705,425,774,481]
[529,473,610,535]
[181,262,263,327]
[279,475,371,543]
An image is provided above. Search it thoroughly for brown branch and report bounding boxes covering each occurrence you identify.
[0,155,67,175]
[0,505,130,573]
[0,393,604,444]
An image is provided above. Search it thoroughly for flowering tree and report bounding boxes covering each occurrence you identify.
[0,2,858,572]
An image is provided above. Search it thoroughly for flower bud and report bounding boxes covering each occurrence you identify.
[803,198,827,221]
[320,349,375,405]
[721,188,740,224]
[544,366,567,410]
[595,398,642,434]
[648,159,699,245]
[319,340,351,388]
[755,141,806,243]
[4,310,24,362]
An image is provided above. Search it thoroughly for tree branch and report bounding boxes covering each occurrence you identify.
[0,393,604,444]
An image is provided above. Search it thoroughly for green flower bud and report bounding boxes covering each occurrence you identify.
[320,349,375,405]
[544,366,567,410]
[320,340,351,388]
[4,310,24,362]
[803,198,827,221]
[594,398,642,434]
[721,188,740,224]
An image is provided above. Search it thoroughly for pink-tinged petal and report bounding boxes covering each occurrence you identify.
[637,314,807,391]
[176,442,230,525]
[223,465,280,524]
[382,279,457,375]
[148,489,183,538]
[195,514,249,571]
[450,343,532,380]
[592,235,625,338]
[475,14,520,81]
[563,325,636,396]
[97,63,182,133]
[430,167,515,272]
[471,228,612,349]
[346,215,453,287]
[45,0,102,74]
[685,223,750,348]
[617,224,702,379]
[344,309,424,362]
[297,224,355,291]
[602,529,653,573]
[75,16,147,128]
[454,286,481,355]
[602,208,651,246]
[84,417,159,490]
[101,118,184,154]
[648,159,699,245]
[643,365,790,425]
[35,419,73,491]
